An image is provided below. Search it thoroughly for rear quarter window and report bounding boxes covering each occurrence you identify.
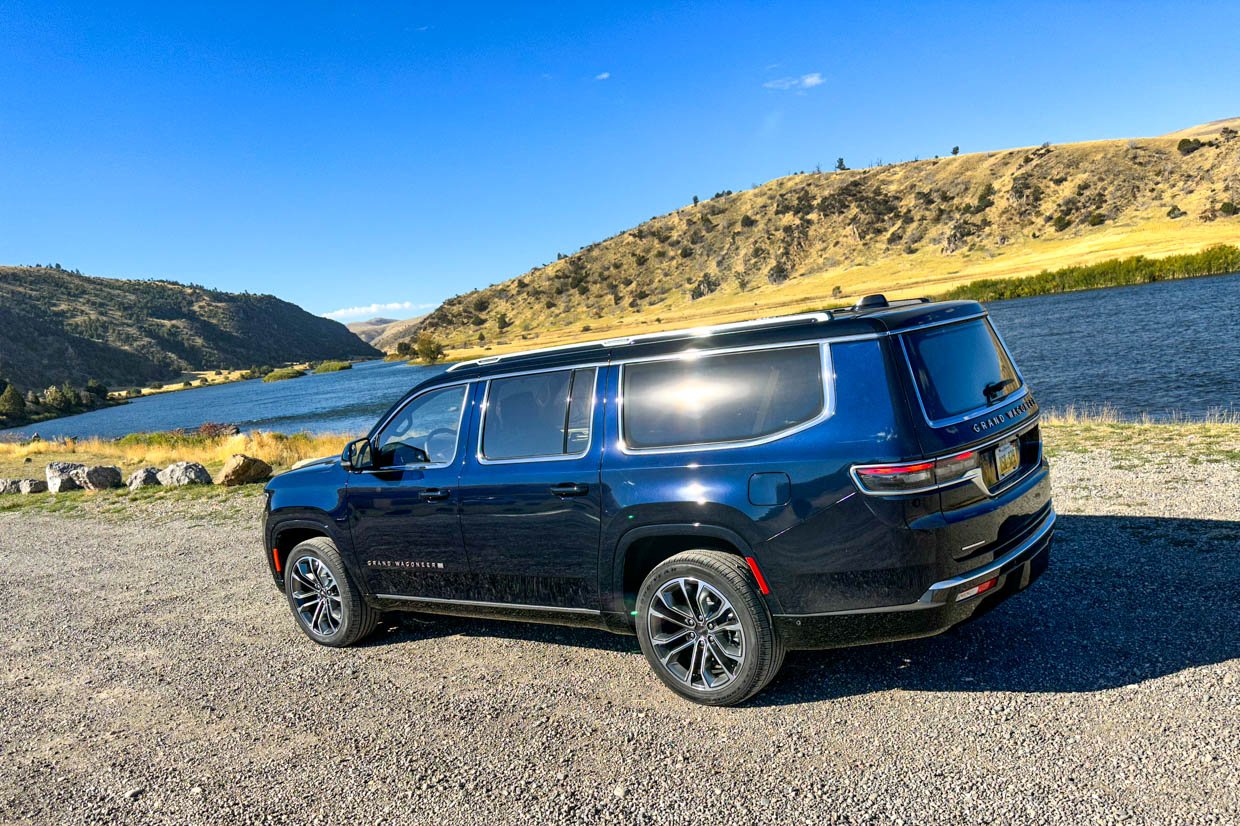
[902,318,1022,421]
[621,344,826,450]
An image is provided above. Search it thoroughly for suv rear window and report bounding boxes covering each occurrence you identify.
[482,368,596,460]
[621,345,825,450]
[902,318,1021,421]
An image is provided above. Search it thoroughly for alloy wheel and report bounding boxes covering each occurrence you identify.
[290,555,343,637]
[647,577,745,690]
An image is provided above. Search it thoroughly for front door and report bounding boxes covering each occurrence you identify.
[346,382,472,600]
[458,366,604,609]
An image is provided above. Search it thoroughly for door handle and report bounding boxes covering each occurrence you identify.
[419,488,451,501]
[550,482,589,497]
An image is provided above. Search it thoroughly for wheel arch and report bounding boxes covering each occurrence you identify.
[266,512,346,585]
[605,523,781,619]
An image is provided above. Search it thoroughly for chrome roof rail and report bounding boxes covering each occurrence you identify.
[445,310,834,372]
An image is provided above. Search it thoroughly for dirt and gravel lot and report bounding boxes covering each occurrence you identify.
[1,443,1237,825]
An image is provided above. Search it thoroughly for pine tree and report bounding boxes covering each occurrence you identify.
[0,384,27,417]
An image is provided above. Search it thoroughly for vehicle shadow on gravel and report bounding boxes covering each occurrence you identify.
[355,514,1238,706]
[759,514,1240,706]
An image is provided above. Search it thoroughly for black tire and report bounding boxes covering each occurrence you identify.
[635,551,785,706]
[284,537,379,647]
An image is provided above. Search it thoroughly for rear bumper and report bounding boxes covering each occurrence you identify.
[774,507,1055,650]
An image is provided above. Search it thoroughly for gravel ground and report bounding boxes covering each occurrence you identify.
[1,453,1237,825]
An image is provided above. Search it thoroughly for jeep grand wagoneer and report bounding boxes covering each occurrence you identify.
[263,296,1053,705]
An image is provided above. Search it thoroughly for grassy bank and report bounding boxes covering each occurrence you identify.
[938,244,1240,302]
[313,361,353,374]
[0,429,348,480]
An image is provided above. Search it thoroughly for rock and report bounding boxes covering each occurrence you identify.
[127,468,162,491]
[23,456,32,463]
[213,454,272,486]
[19,479,48,494]
[157,461,212,486]
[71,465,123,491]
[0,479,19,495]
[46,461,85,493]
[125,786,145,801]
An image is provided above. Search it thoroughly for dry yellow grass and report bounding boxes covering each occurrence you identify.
[0,431,353,479]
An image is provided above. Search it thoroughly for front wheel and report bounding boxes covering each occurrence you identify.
[284,537,379,647]
[635,551,784,706]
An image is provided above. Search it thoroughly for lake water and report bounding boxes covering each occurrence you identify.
[3,272,1238,441]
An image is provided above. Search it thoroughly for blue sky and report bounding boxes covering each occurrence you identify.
[2,2,1238,321]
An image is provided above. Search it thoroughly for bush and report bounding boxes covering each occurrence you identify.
[263,368,306,383]
[1087,212,1106,226]
[312,361,352,374]
[1177,138,1204,156]
[1167,205,1186,219]
[415,333,446,364]
[1052,215,1071,232]
[1221,201,1237,216]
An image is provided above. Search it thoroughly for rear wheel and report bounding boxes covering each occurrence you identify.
[636,551,784,706]
[284,537,378,647]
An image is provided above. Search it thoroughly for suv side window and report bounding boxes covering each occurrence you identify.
[375,384,468,467]
[621,344,825,450]
[482,367,597,461]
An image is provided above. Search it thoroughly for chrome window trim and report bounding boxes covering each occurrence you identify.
[476,365,600,465]
[374,594,601,615]
[898,314,1029,428]
[849,416,1043,497]
[615,340,835,455]
[362,381,473,473]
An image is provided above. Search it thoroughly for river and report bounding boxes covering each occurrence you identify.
[3,272,1237,441]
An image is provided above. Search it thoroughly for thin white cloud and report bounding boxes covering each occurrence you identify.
[322,301,436,320]
[763,72,824,91]
[594,71,610,80]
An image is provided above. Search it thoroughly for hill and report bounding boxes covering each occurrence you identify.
[0,267,379,392]
[406,122,1240,360]
[369,315,428,352]
[346,317,401,344]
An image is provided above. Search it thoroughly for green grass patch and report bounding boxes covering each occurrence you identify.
[939,244,1240,302]
[262,367,306,383]
[312,361,353,374]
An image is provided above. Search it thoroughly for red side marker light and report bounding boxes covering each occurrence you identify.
[272,547,282,573]
[745,556,771,595]
[957,576,998,601]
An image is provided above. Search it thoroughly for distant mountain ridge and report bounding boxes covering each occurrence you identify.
[0,266,379,391]
[405,119,1240,361]
[346,317,401,344]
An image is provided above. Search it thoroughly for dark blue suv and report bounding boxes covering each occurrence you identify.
[263,296,1053,705]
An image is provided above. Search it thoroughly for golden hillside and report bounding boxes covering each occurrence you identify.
[410,123,1240,359]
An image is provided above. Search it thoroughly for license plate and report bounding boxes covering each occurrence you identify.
[995,439,1020,480]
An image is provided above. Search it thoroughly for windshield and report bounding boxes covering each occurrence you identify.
[902,318,1022,421]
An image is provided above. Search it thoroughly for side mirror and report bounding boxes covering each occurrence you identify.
[342,438,374,472]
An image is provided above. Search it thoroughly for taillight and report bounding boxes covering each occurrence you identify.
[852,449,980,495]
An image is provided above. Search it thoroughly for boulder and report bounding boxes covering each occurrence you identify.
[46,461,85,493]
[71,465,123,491]
[0,479,19,495]
[126,467,162,491]
[214,454,272,487]
[19,479,48,494]
[157,461,212,487]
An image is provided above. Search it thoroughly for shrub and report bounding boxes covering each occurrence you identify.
[1052,215,1071,232]
[740,214,757,228]
[263,368,306,383]
[312,361,352,374]
[1177,138,1203,155]
[1167,205,1186,219]
[1087,212,1106,226]
[415,333,446,364]
[1221,202,1237,216]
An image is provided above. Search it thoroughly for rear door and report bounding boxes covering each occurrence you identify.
[457,366,604,609]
